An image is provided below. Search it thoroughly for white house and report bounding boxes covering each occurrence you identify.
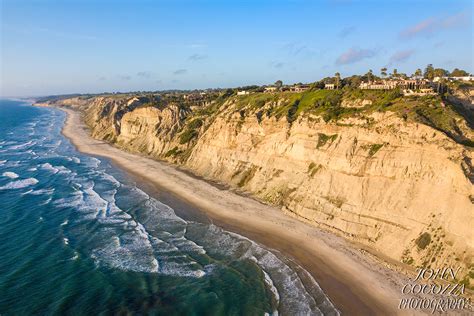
[237,91,250,95]
[434,76,474,82]
[264,86,278,92]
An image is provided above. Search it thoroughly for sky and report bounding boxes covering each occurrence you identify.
[1,0,473,97]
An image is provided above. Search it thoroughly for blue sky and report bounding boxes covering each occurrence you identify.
[1,0,472,97]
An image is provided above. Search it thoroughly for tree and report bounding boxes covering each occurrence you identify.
[423,64,435,80]
[367,69,373,82]
[312,80,325,89]
[399,72,408,80]
[335,72,341,89]
[275,80,283,89]
[392,69,398,78]
[450,68,469,77]
[433,68,448,78]
[436,77,447,94]
[414,68,422,77]
[381,67,387,78]
[342,75,362,89]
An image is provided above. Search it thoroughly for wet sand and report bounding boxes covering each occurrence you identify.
[57,106,415,315]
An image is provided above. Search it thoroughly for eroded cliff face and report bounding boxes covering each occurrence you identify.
[39,91,474,286]
[187,111,473,279]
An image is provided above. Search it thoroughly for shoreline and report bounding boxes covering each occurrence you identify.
[56,105,413,315]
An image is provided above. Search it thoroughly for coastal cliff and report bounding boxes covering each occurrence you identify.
[36,87,474,287]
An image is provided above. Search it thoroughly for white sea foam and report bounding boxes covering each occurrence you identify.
[40,163,59,174]
[263,269,280,306]
[159,261,206,278]
[2,171,19,179]
[71,157,81,164]
[100,173,121,187]
[39,196,53,206]
[27,167,37,171]
[87,157,101,168]
[27,188,55,195]
[57,184,160,273]
[25,149,37,157]
[39,162,71,175]
[8,140,35,150]
[54,190,84,209]
[0,160,7,165]
[0,178,38,190]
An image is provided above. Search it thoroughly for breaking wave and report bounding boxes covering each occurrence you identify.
[0,178,38,190]
[2,171,19,179]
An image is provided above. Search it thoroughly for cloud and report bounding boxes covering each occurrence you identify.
[173,69,187,75]
[188,54,208,61]
[97,76,107,81]
[137,71,152,78]
[187,43,207,49]
[270,61,285,69]
[283,42,308,56]
[339,26,356,38]
[388,49,415,66]
[399,12,470,39]
[336,47,376,65]
[117,75,131,80]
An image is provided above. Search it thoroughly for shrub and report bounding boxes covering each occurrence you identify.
[307,162,322,176]
[255,100,265,108]
[317,133,338,148]
[415,232,431,249]
[287,100,300,123]
[187,118,203,129]
[237,166,257,187]
[179,129,198,144]
[256,110,263,123]
[368,143,384,156]
[164,146,183,157]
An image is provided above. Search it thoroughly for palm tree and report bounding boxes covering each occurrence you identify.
[275,80,283,90]
[381,67,387,78]
[335,72,341,89]
[392,68,398,78]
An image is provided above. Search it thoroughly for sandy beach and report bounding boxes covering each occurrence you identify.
[57,106,415,315]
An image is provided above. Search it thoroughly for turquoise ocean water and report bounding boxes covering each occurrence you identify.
[0,99,338,315]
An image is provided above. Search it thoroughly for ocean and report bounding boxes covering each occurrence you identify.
[0,99,338,315]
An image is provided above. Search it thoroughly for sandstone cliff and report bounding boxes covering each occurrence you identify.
[37,88,474,287]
